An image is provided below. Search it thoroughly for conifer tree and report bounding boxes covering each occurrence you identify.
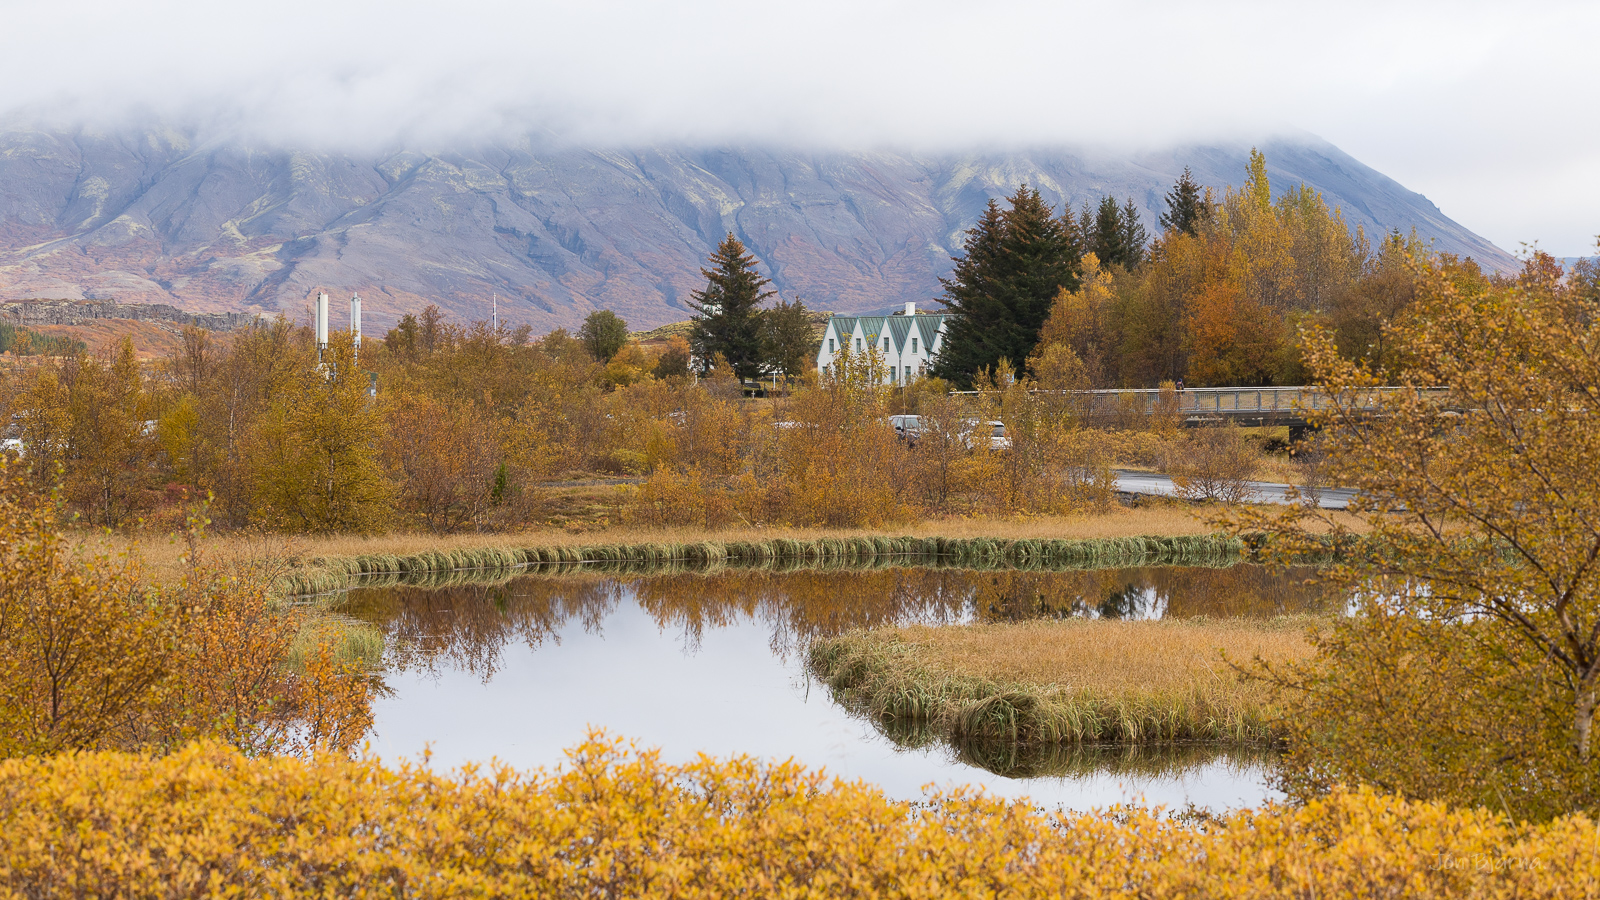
[1159,167,1205,236]
[689,234,774,380]
[1119,198,1149,268]
[932,186,1082,386]
[760,296,817,378]
[1085,196,1148,271]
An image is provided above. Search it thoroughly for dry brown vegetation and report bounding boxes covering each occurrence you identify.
[885,617,1311,691]
[97,501,1372,590]
[96,505,1215,586]
[813,617,1316,746]
[27,319,199,359]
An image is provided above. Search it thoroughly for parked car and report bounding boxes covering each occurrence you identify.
[959,419,1011,451]
[888,414,923,445]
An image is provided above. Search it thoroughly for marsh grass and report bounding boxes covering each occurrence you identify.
[269,533,1252,597]
[285,613,386,673]
[104,506,1220,586]
[810,617,1316,749]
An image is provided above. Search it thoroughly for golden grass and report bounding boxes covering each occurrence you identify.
[882,617,1310,694]
[811,616,1317,747]
[82,498,1365,591]
[86,505,1220,587]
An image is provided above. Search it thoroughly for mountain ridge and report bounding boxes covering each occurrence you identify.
[0,127,1516,331]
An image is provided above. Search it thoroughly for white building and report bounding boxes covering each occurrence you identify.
[816,302,948,385]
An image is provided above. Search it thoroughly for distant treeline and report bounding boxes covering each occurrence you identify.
[929,149,1569,389]
[0,322,86,357]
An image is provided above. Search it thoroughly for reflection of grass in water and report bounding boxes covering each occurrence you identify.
[280,534,1258,597]
[340,563,1335,680]
[872,713,1276,779]
[285,612,386,673]
[955,738,1277,780]
[873,705,1278,779]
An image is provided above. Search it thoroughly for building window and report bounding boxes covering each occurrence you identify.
[884,339,890,351]
[856,339,862,352]
[889,367,896,383]
[905,366,911,381]
[911,338,918,353]
[828,338,835,352]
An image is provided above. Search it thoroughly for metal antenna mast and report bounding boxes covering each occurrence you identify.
[315,291,329,364]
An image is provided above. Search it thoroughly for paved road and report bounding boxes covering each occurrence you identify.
[1113,470,1357,510]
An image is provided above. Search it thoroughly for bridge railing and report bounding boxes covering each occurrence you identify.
[948,386,1454,419]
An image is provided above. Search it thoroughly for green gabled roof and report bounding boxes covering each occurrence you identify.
[885,315,914,350]
[824,313,946,351]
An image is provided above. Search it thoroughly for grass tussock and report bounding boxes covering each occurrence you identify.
[285,614,386,673]
[811,617,1315,748]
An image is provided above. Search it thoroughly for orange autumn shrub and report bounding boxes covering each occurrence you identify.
[625,464,737,529]
[622,350,913,529]
[0,734,1595,899]
[0,467,374,758]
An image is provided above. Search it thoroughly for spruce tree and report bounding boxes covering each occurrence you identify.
[1118,198,1149,268]
[688,233,774,380]
[1159,167,1205,236]
[1086,196,1147,271]
[932,186,1082,386]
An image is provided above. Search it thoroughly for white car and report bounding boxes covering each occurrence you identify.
[959,419,1011,451]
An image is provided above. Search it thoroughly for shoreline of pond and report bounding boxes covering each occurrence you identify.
[809,617,1317,769]
[277,531,1365,598]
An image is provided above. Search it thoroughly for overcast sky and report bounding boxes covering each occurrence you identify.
[2,0,1595,255]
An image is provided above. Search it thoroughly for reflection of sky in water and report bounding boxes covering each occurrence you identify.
[364,589,1282,812]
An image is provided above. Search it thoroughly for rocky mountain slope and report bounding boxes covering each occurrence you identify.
[0,127,1517,331]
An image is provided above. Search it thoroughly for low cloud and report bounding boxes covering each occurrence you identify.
[3,0,1597,253]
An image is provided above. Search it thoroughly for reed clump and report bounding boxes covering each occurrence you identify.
[274,533,1250,597]
[285,614,385,673]
[811,617,1316,747]
[105,504,1242,587]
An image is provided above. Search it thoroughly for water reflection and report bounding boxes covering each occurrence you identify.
[344,564,1327,810]
[976,565,1340,621]
[343,564,1337,680]
[882,711,1279,779]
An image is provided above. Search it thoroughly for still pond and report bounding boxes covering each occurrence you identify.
[336,564,1338,812]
